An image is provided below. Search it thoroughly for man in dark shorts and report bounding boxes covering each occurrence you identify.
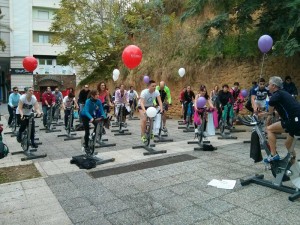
[265,76,300,163]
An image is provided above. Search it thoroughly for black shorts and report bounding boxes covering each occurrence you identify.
[281,117,300,137]
[138,106,150,110]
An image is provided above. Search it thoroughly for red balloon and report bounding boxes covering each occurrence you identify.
[22,56,38,72]
[122,45,142,69]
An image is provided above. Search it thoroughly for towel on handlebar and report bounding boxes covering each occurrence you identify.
[153,109,161,135]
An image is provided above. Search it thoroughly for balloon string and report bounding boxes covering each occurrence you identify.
[260,53,266,78]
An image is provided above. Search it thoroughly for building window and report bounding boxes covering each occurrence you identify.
[38,34,49,43]
[38,10,49,20]
[39,59,53,65]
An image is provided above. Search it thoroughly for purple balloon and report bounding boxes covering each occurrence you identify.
[196,97,207,108]
[258,35,273,53]
[143,75,150,84]
[241,89,248,98]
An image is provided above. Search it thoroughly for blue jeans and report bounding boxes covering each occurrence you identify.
[42,105,49,126]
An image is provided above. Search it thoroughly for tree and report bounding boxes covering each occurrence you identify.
[0,7,11,51]
[181,0,300,59]
[50,0,128,83]
[51,0,181,83]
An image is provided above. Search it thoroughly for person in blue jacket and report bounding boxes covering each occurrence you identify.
[8,87,21,126]
[80,89,106,150]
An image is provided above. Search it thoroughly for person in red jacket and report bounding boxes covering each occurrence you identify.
[42,87,55,128]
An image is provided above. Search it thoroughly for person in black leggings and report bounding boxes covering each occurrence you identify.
[80,90,106,149]
[182,85,195,124]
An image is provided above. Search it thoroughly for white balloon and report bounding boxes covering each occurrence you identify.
[112,74,118,81]
[178,68,186,77]
[113,69,120,77]
[146,107,157,118]
[112,69,119,81]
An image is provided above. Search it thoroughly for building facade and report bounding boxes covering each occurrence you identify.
[0,0,76,102]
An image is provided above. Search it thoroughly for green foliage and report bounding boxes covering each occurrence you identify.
[0,12,11,51]
[52,0,300,83]
[51,0,127,80]
[182,0,300,59]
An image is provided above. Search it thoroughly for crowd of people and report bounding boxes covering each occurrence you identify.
[8,75,300,163]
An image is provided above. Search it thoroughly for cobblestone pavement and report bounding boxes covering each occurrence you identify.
[1,103,300,225]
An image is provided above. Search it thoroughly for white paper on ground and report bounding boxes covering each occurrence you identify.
[207,179,220,187]
[207,179,236,189]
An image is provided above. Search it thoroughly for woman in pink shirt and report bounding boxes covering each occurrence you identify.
[97,82,113,111]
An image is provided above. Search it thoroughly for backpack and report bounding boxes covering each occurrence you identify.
[70,155,96,169]
[202,144,217,151]
[0,139,9,159]
[75,123,85,131]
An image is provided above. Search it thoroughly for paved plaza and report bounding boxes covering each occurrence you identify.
[1,104,300,225]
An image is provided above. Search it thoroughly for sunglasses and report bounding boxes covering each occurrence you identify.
[14,89,18,92]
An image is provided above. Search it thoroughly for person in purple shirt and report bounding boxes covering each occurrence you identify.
[114,84,130,124]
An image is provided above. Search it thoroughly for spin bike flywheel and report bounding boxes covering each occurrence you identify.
[270,160,291,182]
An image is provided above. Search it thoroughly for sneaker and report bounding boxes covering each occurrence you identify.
[31,143,38,148]
[194,128,198,133]
[16,132,22,143]
[151,133,154,139]
[203,132,208,137]
[183,120,187,125]
[162,127,168,133]
[263,154,280,163]
[141,135,147,143]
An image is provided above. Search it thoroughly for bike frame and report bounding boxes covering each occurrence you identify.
[21,113,34,152]
[53,101,61,122]
[47,106,53,129]
[66,105,74,136]
[197,108,207,144]
[11,107,17,132]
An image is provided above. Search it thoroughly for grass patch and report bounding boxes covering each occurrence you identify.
[0,164,41,184]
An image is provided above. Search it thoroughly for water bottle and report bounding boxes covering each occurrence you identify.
[265,96,269,112]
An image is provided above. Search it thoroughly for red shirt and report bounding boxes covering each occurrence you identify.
[179,91,185,102]
[42,92,55,106]
[99,90,109,104]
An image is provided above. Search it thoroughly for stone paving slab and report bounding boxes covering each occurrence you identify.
[0,178,72,225]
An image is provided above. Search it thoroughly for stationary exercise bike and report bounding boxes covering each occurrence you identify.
[239,114,300,201]
[41,106,61,133]
[218,103,237,139]
[71,117,115,168]
[178,102,194,132]
[133,107,167,155]
[188,107,217,151]
[111,103,131,135]
[4,106,18,135]
[129,99,139,120]
[12,112,46,161]
[84,117,115,164]
[57,105,81,141]
[154,104,173,143]
[52,100,63,125]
